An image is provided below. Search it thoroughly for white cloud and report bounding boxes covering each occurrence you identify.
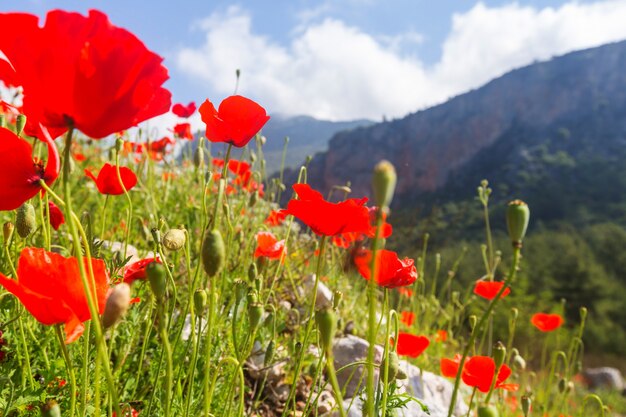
[177,1,626,121]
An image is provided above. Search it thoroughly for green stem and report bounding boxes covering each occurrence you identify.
[79,322,91,417]
[55,325,76,417]
[115,149,133,260]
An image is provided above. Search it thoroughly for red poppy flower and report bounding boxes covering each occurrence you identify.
[172,102,196,118]
[474,280,510,300]
[435,329,448,343]
[85,163,137,195]
[0,100,20,124]
[440,354,463,378]
[228,159,251,175]
[0,247,109,343]
[365,207,393,239]
[461,356,518,393]
[531,313,564,332]
[199,95,270,147]
[147,136,175,153]
[123,257,161,284]
[254,231,286,261]
[400,311,415,327]
[395,332,429,358]
[285,184,371,237]
[397,287,413,298]
[212,158,225,168]
[0,126,59,211]
[0,10,171,139]
[172,122,193,140]
[265,210,288,226]
[48,201,65,230]
[353,249,417,289]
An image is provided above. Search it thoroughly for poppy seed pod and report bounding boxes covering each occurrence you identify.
[315,308,337,354]
[16,114,26,136]
[201,229,225,277]
[521,396,531,417]
[146,261,167,300]
[102,283,131,329]
[477,405,499,417]
[41,400,61,417]
[194,289,208,318]
[162,228,186,251]
[248,302,264,330]
[506,200,530,247]
[372,160,397,208]
[246,288,259,305]
[3,222,14,243]
[16,203,36,238]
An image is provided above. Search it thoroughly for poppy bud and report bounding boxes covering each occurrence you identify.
[248,262,258,282]
[151,227,161,245]
[3,222,14,244]
[506,200,530,247]
[469,315,477,333]
[580,306,587,321]
[146,261,167,300]
[372,160,397,208]
[102,283,132,329]
[521,396,531,417]
[194,289,208,318]
[493,341,506,369]
[16,203,36,238]
[381,350,405,380]
[248,302,264,330]
[264,340,275,366]
[477,405,499,417]
[194,145,204,168]
[201,229,225,277]
[41,400,61,417]
[16,114,26,136]
[332,290,343,310]
[512,353,526,371]
[115,137,124,153]
[315,308,337,354]
[162,228,186,251]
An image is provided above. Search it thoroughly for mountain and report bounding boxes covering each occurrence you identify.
[260,114,374,174]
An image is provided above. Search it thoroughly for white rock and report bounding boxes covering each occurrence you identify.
[300,274,333,309]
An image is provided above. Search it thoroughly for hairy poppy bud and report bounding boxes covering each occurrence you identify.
[16,203,36,238]
[162,227,186,251]
[194,289,208,318]
[201,229,225,277]
[493,341,506,369]
[248,302,264,330]
[332,290,343,310]
[102,283,131,329]
[381,351,405,380]
[115,137,124,153]
[248,262,258,282]
[3,222,14,244]
[315,308,337,354]
[372,160,397,208]
[264,340,275,366]
[477,405,499,417]
[147,261,167,300]
[41,400,61,417]
[469,315,477,333]
[506,200,530,247]
[194,145,204,168]
[521,396,531,417]
[16,114,26,136]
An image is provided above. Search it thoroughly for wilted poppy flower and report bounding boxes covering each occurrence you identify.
[440,354,463,378]
[353,249,417,289]
[85,163,137,195]
[123,257,161,284]
[48,201,65,230]
[172,102,196,118]
[0,10,171,139]
[0,126,59,211]
[0,247,109,343]
[462,356,518,393]
[474,280,510,300]
[285,184,371,237]
[395,332,429,358]
[531,313,564,332]
[400,311,415,327]
[254,231,286,261]
[172,122,193,140]
[265,210,288,226]
[199,95,270,147]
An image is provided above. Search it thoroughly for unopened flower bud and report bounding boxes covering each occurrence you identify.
[332,290,343,310]
[494,341,506,369]
[162,228,186,251]
[469,315,477,333]
[315,308,337,354]
[372,160,397,208]
[102,283,132,329]
[234,279,247,303]
[147,262,167,300]
[194,289,208,318]
[201,229,225,277]
[521,396,531,417]
[248,302,264,330]
[16,203,36,238]
[580,306,587,321]
[381,351,405,380]
[506,200,530,247]
[150,227,161,244]
[194,145,204,168]
[477,405,499,417]
[115,137,124,153]
[16,114,26,136]
[3,222,14,244]
[41,400,61,417]
[248,262,258,282]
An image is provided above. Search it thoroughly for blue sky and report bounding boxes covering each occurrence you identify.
[4,0,626,126]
